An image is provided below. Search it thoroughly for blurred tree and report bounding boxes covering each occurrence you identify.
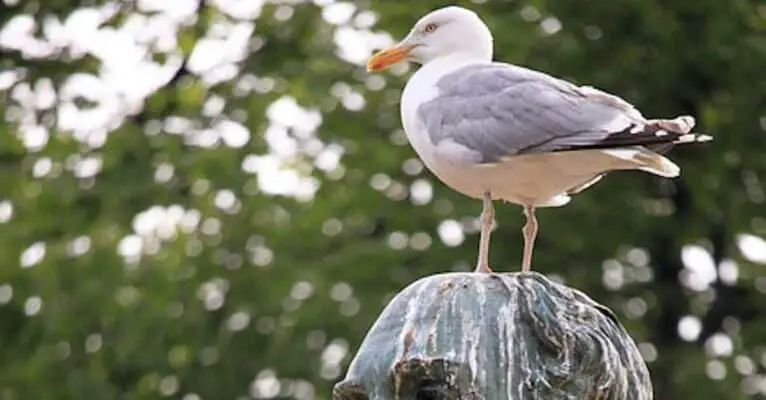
[0,0,764,399]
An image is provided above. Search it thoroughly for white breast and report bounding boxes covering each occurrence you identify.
[400,74,444,172]
[400,55,487,168]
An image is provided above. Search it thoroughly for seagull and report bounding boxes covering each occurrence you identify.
[367,6,711,273]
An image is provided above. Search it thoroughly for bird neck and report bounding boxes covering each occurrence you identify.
[418,52,490,79]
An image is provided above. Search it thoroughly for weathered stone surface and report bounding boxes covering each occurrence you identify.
[334,272,652,399]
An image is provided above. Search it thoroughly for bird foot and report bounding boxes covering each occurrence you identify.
[520,264,532,273]
[474,264,493,273]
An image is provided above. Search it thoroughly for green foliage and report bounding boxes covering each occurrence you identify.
[0,0,764,399]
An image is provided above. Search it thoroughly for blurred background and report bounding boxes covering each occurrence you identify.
[0,0,764,398]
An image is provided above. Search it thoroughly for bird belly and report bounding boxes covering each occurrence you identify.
[428,150,635,206]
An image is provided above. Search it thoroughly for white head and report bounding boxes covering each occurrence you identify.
[367,6,493,72]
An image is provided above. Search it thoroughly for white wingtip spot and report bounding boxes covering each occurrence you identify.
[675,134,697,144]
[648,116,696,134]
[677,115,696,131]
[675,133,712,144]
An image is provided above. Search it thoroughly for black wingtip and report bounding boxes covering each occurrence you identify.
[553,120,711,154]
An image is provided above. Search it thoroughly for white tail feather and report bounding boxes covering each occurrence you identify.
[638,155,680,178]
[537,194,571,208]
[602,148,680,178]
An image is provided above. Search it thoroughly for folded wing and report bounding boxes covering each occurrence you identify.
[417,63,702,164]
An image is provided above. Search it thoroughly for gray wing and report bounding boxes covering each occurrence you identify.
[417,63,669,164]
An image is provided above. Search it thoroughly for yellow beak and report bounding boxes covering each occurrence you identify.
[366,45,414,72]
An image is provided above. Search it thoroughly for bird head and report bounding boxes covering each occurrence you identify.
[367,6,494,72]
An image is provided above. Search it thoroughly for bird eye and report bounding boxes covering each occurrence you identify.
[423,23,438,33]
